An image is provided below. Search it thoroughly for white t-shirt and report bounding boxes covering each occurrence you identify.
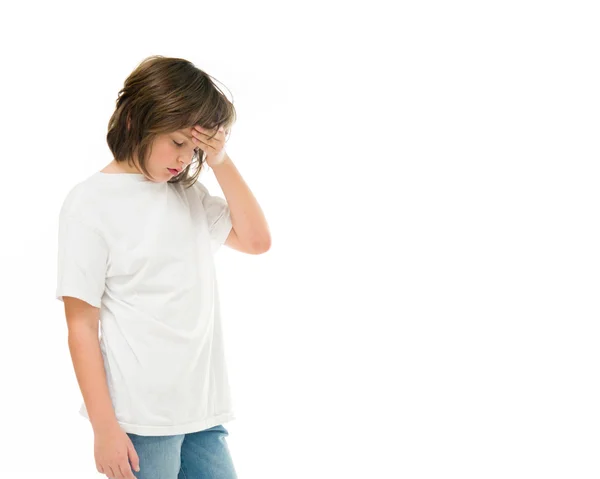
[56,170,235,436]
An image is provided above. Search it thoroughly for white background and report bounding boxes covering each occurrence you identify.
[0,1,599,477]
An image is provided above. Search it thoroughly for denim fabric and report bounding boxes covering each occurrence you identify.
[125,424,237,479]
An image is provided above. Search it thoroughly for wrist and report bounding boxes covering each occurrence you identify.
[91,417,121,435]
[209,154,232,170]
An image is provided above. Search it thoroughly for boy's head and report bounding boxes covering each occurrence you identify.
[107,55,236,185]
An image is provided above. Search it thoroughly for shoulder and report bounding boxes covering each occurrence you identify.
[187,179,209,198]
[58,173,105,221]
[177,179,214,205]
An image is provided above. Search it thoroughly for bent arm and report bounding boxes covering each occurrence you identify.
[212,155,271,254]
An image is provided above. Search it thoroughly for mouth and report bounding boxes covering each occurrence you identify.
[168,168,181,175]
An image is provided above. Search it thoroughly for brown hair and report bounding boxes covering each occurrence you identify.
[106,55,236,187]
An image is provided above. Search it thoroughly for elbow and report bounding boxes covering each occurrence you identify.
[251,235,271,254]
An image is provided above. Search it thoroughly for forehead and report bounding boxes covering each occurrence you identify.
[173,128,194,140]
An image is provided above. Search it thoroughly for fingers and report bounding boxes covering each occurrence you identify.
[101,461,134,479]
[104,465,117,478]
[194,125,227,140]
[128,439,140,473]
[191,135,213,151]
[119,461,137,479]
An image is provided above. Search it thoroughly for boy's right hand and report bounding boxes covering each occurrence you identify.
[94,423,140,479]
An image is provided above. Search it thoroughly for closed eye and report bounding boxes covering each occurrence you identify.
[173,139,200,157]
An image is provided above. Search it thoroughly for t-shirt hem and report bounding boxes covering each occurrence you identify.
[211,209,233,254]
[79,408,235,436]
[56,290,102,309]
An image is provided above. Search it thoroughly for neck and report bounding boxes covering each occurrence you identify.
[106,159,141,174]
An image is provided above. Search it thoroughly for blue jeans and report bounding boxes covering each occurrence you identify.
[126,424,237,479]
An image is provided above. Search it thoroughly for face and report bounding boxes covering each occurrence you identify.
[129,127,200,182]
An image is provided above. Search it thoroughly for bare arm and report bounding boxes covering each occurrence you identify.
[63,296,139,477]
[63,296,119,434]
[212,154,271,254]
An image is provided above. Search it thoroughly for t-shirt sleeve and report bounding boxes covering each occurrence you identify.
[194,181,233,254]
[56,214,108,309]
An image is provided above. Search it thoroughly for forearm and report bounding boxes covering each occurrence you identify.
[67,326,119,433]
[211,154,271,250]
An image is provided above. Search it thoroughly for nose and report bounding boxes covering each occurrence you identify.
[178,156,190,169]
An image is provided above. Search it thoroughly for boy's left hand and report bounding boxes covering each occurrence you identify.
[191,125,230,168]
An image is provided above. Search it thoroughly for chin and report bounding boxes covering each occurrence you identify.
[145,172,169,183]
